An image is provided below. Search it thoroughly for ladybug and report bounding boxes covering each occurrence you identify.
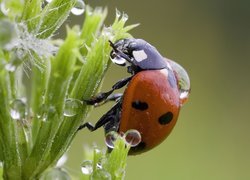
[78,38,190,155]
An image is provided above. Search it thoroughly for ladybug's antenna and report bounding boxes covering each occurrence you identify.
[109,40,117,52]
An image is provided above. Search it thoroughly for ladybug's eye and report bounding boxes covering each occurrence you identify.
[167,59,191,105]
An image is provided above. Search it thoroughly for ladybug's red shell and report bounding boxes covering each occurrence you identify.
[119,69,180,155]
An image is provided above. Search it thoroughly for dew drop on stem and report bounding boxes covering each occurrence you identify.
[63,98,82,117]
[105,131,119,149]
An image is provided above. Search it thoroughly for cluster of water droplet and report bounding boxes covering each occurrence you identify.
[105,129,141,149]
[80,130,141,178]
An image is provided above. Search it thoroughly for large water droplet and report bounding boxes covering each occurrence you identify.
[167,59,190,105]
[41,168,70,180]
[92,169,111,180]
[124,129,141,147]
[63,98,82,117]
[105,131,119,149]
[71,0,85,16]
[81,160,93,175]
[10,99,26,120]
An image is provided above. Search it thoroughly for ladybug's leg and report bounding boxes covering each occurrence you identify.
[78,115,115,131]
[94,93,123,107]
[78,101,121,131]
[84,76,132,105]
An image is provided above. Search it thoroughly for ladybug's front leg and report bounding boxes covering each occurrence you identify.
[84,76,132,105]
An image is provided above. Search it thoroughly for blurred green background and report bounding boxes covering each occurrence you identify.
[66,0,250,179]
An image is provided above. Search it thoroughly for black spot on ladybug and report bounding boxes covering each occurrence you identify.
[158,112,173,125]
[130,141,146,152]
[168,70,177,89]
[132,101,148,110]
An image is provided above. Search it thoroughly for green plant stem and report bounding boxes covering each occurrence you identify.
[0,69,21,179]
[23,27,79,179]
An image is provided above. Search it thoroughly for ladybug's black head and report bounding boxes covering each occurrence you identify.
[110,38,167,74]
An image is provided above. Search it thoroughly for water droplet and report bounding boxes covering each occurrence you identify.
[96,162,102,169]
[92,169,111,180]
[63,98,82,117]
[71,0,85,16]
[81,160,93,175]
[41,168,70,180]
[124,129,141,147]
[5,63,16,72]
[102,27,114,39]
[105,131,119,149]
[36,104,47,122]
[10,99,26,120]
[56,154,68,167]
[115,168,125,178]
[167,59,190,105]
[115,9,121,18]
[110,53,127,66]
[45,0,52,3]
[16,48,26,59]
[121,13,129,22]
[0,2,9,15]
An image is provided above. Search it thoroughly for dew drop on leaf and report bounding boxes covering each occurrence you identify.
[56,154,68,167]
[0,2,9,16]
[10,99,26,120]
[5,63,16,72]
[71,0,85,16]
[45,0,52,3]
[41,168,70,180]
[92,169,111,180]
[81,160,93,175]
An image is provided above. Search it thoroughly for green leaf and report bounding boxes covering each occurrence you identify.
[36,0,77,38]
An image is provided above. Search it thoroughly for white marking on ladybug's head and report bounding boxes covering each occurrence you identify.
[132,50,148,62]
